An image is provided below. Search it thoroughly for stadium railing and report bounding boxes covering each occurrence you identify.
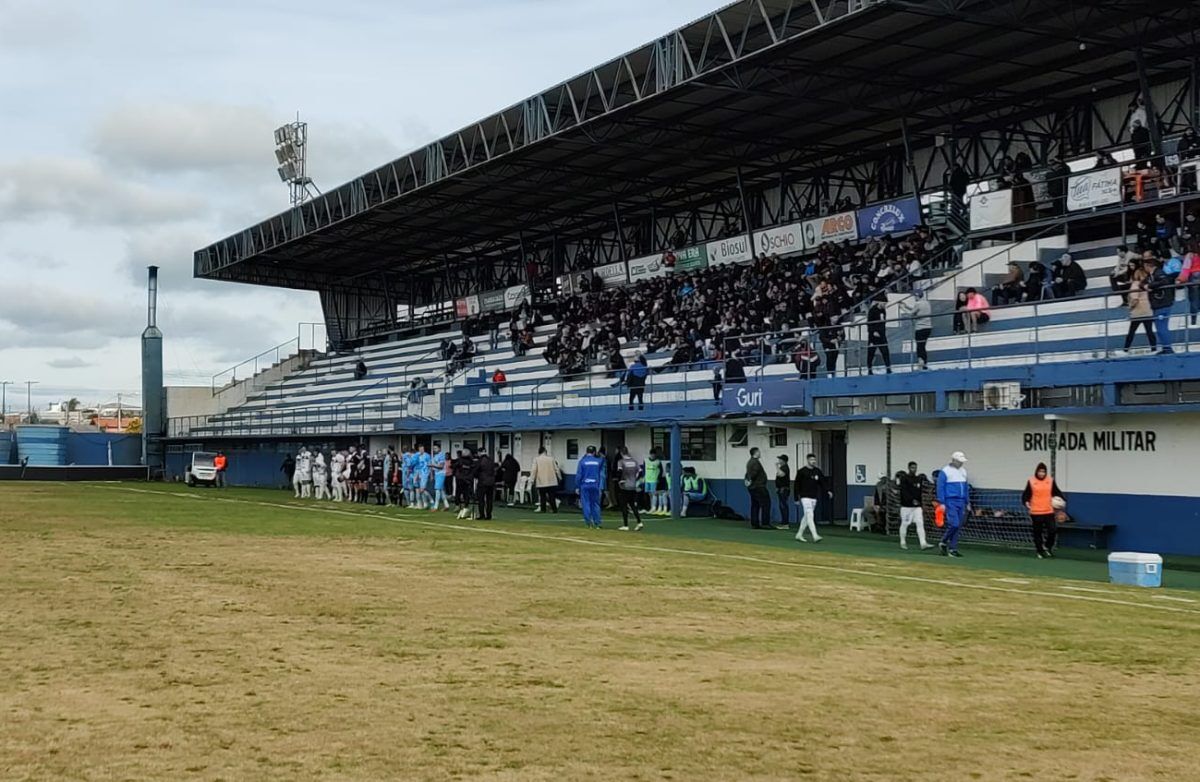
[209,322,327,396]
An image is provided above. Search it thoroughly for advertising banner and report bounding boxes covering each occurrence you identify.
[1067,168,1122,211]
[969,189,1013,231]
[801,210,858,248]
[627,254,669,282]
[455,295,480,318]
[855,196,921,239]
[672,245,708,272]
[502,284,530,309]
[706,235,753,267]
[479,290,506,312]
[593,261,628,286]
[755,222,805,257]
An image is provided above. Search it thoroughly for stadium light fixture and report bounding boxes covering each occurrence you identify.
[273,115,319,207]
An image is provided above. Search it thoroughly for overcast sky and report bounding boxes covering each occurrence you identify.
[0,0,718,411]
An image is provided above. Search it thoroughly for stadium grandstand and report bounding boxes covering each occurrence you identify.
[165,0,1200,556]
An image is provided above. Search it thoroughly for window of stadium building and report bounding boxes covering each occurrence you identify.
[651,427,718,462]
[768,427,788,448]
[728,426,749,448]
[567,439,579,460]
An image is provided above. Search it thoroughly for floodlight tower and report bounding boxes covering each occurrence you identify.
[274,115,320,206]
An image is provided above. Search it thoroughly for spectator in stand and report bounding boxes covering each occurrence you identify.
[1051,253,1087,298]
[1025,261,1051,302]
[961,288,991,333]
[491,368,507,396]
[1145,257,1176,354]
[1130,118,1152,170]
[900,288,933,369]
[1179,243,1200,325]
[1179,130,1200,191]
[607,346,627,386]
[791,339,821,379]
[626,353,649,411]
[991,263,1025,306]
[1153,213,1177,257]
[353,358,368,380]
[866,292,892,375]
[407,376,428,405]
[952,290,969,334]
[724,353,747,384]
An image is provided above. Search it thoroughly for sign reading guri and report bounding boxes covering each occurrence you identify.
[802,211,857,248]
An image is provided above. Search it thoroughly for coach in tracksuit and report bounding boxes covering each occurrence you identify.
[577,446,606,529]
[936,451,970,558]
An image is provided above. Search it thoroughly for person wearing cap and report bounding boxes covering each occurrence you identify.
[936,451,971,557]
[577,445,606,529]
[1051,253,1087,299]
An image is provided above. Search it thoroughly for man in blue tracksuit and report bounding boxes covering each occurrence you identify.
[577,445,605,528]
[936,450,970,558]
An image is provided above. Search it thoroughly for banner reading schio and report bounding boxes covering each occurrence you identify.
[801,210,858,248]
[855,196,921,239]
[755,222,805,257]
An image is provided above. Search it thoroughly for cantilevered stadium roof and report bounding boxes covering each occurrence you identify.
[196,0,1199,294]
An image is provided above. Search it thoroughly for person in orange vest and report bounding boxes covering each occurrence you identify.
[213,451,228,489]
[1021,462,1065,559]
[491,368,507,396]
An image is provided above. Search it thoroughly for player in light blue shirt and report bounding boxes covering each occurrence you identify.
[430,446,448,511]
[414,445,432,509]
[401,448,416,508]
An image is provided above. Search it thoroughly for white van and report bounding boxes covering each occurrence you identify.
[186,451,219,487]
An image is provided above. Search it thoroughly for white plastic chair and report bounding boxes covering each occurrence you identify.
[513,474,533,505]
[849,508,868,532]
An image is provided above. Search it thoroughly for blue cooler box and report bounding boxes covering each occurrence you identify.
[1108,552,1163,588]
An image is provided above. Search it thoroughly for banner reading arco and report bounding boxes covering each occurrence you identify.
[801,210,858,248]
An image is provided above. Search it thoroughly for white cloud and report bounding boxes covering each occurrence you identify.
[0,157,205,226]
[46,356,92,369]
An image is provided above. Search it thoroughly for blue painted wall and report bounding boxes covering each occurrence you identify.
[67,433,142,466]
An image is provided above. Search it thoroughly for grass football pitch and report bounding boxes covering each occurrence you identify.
[2,482,1199,781]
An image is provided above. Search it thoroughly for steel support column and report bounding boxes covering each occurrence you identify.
[735,166,756,250]
[669,422,683,521]
[1135,47,1164,156]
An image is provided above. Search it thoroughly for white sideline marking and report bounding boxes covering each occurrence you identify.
[993,578,1032,585]
[1153,595,1197,604]
[100,486,1200,616]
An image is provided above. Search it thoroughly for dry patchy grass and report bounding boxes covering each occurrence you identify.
[1,484,1198,781]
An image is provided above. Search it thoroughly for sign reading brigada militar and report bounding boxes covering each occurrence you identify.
[801,210,857,248]
[856,196,921,239]
[1023,430,1157,452]
[755,222,805,257]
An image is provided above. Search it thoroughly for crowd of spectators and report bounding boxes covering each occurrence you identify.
[539,226,941,381]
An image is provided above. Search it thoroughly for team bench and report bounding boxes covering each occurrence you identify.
[1056,522,1117,550]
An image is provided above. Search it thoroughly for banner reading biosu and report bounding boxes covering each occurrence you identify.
[802,210,857,248]
[1067,167,1122,211]
[705,235,751,267]
[856,196,921,239]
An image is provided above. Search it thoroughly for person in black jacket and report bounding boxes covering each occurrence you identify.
[454,449,476,517]
[793,454,830,543]
[501,453,521,506]
[866,292,891,374]
[1145,257,1176,354]
[1051,253,1087,299]
[896,462,933,550]
[471,450,496,520]
[774,454,792,528]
